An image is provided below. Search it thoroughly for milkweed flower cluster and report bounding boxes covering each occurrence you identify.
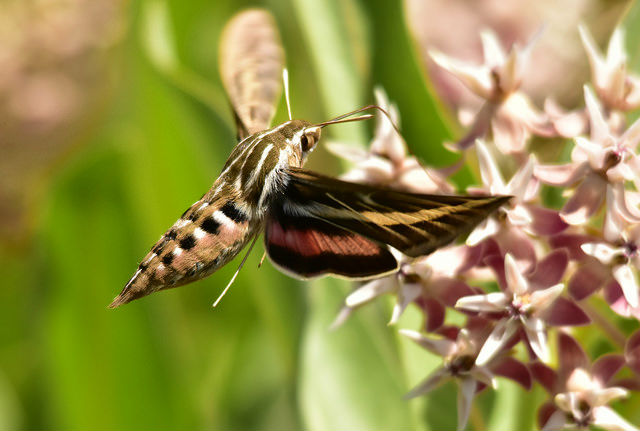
[332,26,640,431]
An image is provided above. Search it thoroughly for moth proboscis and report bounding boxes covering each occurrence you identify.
[109,8,510,309]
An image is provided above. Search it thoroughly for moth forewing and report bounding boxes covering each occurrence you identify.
[262,168,510,280]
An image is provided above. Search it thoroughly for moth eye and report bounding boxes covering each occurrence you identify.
[301,134,312,152]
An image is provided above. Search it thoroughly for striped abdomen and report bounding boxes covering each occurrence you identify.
[109,182,258,308]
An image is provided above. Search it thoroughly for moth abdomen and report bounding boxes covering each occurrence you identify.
[110,195,257,308]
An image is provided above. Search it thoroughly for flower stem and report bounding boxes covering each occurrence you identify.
[469,401,486,430]
[581,300,626,348]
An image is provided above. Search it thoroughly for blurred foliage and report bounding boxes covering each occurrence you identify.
[1,0,639,430]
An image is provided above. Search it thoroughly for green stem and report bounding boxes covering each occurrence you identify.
[581,299,626,348]
[469,400,486,431]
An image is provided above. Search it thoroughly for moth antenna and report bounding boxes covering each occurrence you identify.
[283,68,292,121]
[315,114,374,128]
[315,105,400,135]
[258,251,267,268]
[212,234,259,308]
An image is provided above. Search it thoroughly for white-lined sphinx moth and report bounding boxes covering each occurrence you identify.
[109,9,508,308]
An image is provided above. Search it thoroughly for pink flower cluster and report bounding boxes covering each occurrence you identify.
[332,27,640,431]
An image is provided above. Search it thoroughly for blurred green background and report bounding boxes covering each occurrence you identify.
[1,0,639,429]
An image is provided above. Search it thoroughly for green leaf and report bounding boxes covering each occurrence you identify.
[299,279,416,429]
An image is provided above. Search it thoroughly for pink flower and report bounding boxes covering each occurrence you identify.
[543,97,589,138]
[334,249,476,328]
[429,30,553,154]
[535,86,640,225]
[456,252,587,364]
[401,323,531,431]
[580,25,640,111]
[466,140,566,266]
[338,259,425,326]
[548,233,612,301]
[582,206,640,309]
[532,333,636,431]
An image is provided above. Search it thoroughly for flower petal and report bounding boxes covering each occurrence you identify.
[583,85,610,144]
[560,173,606,225]
[492,110,528,154]
[526,205,569,236]
[471,364,497,389]
[549,233,598,261]
[603,279,640,319]
[370,87,407,164]
[606,28,626,69]
[545,98,588,137]
[485,254,508,291]
[329,306,354,330]
[620,115,640,151]
[426,244,484,277]
[476,140,506,193]
[592,386,629,406]
[389,282,422,325]
[345,277,396,307]
[558,332,590,381]
[529,283,564,311]
[612,182,640,223]
[340,156,394,185]
[497,50,519,94]
[455,292,510,313]
[429,50,493,99]
[430,278,475,307]
[592,354,626,385]
[495,227,537,268]
[544,297,591,326]
[528,249,569,289]
[506,204,532,227]
[466,216,500,246]
[452,103,496,151]
[505,253,529,295]
[423,298,446,332]
[457,377,477,431]
[568,260,609,300]
[404,367,450,399]
[524,316,550,363]
[554,391,577,415]
[592,406,639,431]
[580,25,607,92]
[581,242,622,265]
[492,356,532,389]
[613,264,639,308]
[399,329,454,357]
[541,408,568,431]
[480,29,506,69]
[530,361,558,394]
[534,162,588,186]
[476,318,518,366]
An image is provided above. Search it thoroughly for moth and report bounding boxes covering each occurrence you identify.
[109,9,509,308]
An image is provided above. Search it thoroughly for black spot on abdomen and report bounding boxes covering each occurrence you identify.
[162,252,174,265]
[179,234,196,250]
[221,202,248,223]
[201,217,221,234]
